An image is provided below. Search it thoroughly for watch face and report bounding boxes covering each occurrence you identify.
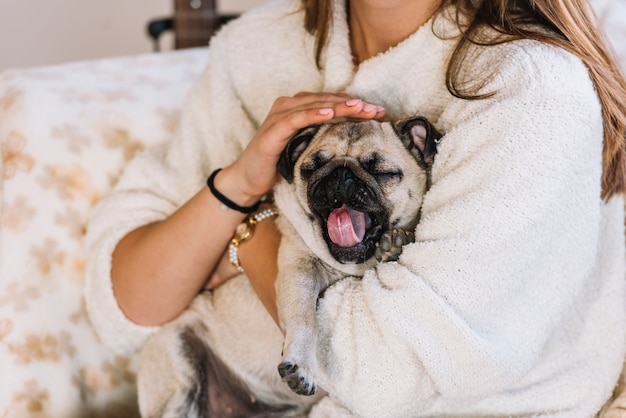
[235,222,253,241]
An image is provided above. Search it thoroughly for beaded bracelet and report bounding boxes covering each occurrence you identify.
[207,168,260,214]
[228,206,279,273]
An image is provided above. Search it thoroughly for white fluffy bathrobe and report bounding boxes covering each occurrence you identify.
[85,0,626,416]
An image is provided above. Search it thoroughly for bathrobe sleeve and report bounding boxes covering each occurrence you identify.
[313,43,609,415]
[84,33,257,354]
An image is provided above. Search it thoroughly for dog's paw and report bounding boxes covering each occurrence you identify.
[375,228,415,262]
[278,361,317,396]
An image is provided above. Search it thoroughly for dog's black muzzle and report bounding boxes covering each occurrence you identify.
[314,167,375,209]
[308,165,388,264]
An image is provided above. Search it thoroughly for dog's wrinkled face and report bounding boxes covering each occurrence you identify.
[277,117,441,264]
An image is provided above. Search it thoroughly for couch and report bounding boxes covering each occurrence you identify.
[0,47,208,418]
[0,2,624,416]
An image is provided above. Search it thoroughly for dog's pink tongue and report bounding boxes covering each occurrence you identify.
[327,206,366,247]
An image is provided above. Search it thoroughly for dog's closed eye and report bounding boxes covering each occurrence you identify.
[362,153,404,183]
[300,151,331,181]
[373,170,403,182]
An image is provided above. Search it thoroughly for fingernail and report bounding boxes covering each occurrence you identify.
[376,105,385,113]
[346,99,361,106]
[318,108,333,115]
[363,103,376,113]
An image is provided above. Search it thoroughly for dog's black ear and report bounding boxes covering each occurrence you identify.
[392,116,442,166]
[276,125,321,183]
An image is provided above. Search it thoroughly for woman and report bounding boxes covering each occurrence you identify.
[85,0,626,415]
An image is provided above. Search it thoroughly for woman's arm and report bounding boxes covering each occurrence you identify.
[110,180,249,326]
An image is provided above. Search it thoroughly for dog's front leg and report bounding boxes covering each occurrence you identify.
[275,234,334,396]
[276,258,324,396]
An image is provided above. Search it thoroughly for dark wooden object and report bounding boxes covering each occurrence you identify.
[174,0,220,49]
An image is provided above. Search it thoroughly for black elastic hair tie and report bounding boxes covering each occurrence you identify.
[206,168,260,214]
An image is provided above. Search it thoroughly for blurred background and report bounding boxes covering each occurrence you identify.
[0,0,267,70]
[0,0,624,71]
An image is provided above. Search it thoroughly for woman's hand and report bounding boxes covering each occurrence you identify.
[214,92,385,207]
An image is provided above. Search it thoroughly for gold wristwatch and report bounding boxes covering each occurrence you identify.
[228,206,278,273]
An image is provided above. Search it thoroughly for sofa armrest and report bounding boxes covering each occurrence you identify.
[0,48,207,417]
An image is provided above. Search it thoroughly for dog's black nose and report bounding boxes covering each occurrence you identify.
[333,167,354,182]
[326,167,356,202]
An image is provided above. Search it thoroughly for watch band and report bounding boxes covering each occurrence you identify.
[228,206,279,273]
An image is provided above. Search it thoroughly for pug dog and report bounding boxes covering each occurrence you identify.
[137,116,441,417]
[273,116,441,396]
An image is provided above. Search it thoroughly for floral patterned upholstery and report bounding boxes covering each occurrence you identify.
[0,48,208,418]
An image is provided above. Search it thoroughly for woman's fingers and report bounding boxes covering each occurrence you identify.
[258,107,335,154]
[250,93,386,172]
[271,92,383,120]
[333,98,386,119]
[261,94,385,152]
[281,91,354,109]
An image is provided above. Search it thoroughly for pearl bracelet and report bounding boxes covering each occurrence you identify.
[228,206,279,273]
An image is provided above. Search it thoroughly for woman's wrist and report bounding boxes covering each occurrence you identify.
[212,165,265,209]
[228,205,279,273]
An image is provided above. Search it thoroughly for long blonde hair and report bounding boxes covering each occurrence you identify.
[302,0,626,200]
